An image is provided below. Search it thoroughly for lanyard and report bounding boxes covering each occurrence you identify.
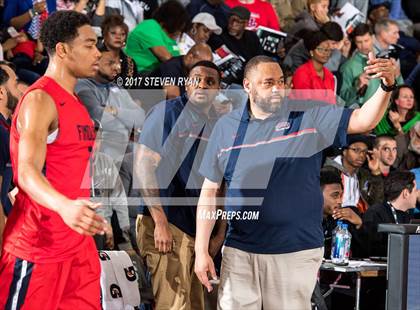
[387,201,399,224]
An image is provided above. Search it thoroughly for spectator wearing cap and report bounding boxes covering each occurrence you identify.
[225,0,280,31]
[291,30,336,104]
[187,0,231,30]
[324,135,385,213]
[178,13,222,55]
[125,0,189,73]
[208,6,264,81]
[100,14,138,84]
[153,43,213,99]
[284,21,349,74]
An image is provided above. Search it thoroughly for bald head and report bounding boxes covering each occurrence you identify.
[184,43,213,69]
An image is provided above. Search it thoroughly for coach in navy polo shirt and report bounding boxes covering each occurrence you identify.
[0,63,21,242]
[135,61,225,310]
[194,55,397,309]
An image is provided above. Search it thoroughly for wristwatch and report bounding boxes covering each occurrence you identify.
[380,80,397,92]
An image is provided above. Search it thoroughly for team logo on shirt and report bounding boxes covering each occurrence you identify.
[99,251,111,261]
[77,125,96,141]
[124,266,137,282]
[275,121,290,132]
[110,284,123,298]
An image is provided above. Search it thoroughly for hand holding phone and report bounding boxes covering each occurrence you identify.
[7,27,19,38]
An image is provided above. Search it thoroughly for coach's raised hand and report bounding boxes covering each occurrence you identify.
[364,52,397,86]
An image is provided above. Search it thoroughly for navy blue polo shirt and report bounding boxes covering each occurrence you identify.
[0,114,12,215]
[139,93,217,236]
[199,100,354,254]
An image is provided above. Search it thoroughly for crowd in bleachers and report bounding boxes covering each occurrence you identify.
[1,0,420,309]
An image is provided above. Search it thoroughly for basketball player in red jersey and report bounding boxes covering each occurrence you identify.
[0,11,108,309]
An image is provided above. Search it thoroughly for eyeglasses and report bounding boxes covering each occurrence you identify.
[315,47,333,54]
[348,147,368,155]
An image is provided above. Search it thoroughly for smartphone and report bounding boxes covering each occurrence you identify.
[7,27,19,38]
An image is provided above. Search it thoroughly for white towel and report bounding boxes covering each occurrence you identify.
[99,251,125,310]
[108,251,141,308]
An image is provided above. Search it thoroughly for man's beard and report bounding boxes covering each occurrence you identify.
[98,69,115,83]
[6,88,18,113]
[252,90,283,114]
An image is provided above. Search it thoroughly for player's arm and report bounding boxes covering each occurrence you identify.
[195,178,220,292]
[134,144,173,253]
[348,53,396,134]
[16,90,107,236]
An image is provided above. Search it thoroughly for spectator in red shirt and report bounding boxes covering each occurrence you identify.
[292,30,336,104]
[225,0,280,31]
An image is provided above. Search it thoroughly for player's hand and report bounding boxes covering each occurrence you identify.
[154,222,173,253]
[333,207,362,229]
[365,52,396,86]
[58,199,108,236]
[195,251,217,292]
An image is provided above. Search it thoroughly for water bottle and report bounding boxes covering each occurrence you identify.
[342,223,352,264]
[331,221,347,265]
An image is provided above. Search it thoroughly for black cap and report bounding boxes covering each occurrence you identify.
[345,134,373,149]
[229,6,251,20]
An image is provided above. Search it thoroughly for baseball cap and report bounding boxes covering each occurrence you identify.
[192,13,222,35]
[229,6,251,20]
[345,134,373,149]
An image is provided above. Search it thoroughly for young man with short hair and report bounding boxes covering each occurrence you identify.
[0,11,107,309]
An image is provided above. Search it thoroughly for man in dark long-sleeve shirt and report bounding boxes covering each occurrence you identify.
[362,170,416,257]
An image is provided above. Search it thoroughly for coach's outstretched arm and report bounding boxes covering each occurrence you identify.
[348,53,397,134]
[16,90,107,236]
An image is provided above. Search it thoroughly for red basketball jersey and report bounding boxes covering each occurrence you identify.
[3,76,96,263]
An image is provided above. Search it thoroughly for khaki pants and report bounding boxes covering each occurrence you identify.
[136,215,204,310]
[218,246,323,310]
